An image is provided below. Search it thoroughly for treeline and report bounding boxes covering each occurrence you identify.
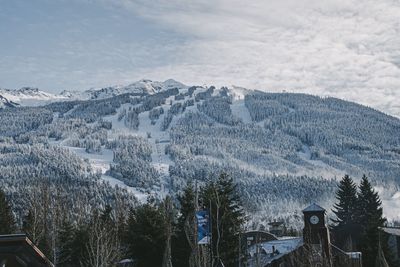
[107,135,159,188]
[331,175,398,267]
[0,173,245,267]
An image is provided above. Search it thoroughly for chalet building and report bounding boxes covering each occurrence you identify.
[380,227,400,263]
[0,234,54,267]
[246,203,362,267]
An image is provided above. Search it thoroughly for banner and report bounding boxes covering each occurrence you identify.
[196,210,210,244]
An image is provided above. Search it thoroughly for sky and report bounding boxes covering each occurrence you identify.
[1,0,400,117]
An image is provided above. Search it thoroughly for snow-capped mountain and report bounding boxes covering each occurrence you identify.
[0,87,68,106]
[1,79,187,106]
[1,80,399,224]
[60,79,187,101]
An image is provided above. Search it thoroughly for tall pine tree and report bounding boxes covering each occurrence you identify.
[331,175,359,249]
[356,175,386,267]
[0,189,15,234]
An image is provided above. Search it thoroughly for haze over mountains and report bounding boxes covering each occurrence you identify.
[0,79,399,225]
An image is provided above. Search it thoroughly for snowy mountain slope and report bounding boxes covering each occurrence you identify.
[61,79,187,101]
[0,79,187,106]
[1,81,400,223]
[0,87,68,106]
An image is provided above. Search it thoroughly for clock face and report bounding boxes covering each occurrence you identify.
[310,215,319,225]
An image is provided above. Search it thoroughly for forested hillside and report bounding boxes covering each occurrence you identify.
[0,80,399,227]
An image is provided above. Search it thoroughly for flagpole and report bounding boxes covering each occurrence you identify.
[209,198,213,267]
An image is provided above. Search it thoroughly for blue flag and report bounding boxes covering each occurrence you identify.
[196,210,210,244]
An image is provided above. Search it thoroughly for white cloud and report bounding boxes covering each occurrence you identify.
[102,0,400,117]
[1,0,400,117]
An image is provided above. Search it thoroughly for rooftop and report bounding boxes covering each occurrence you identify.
[380,227,400,236]
[248,237,303,265]
[0,234,54,267]
[302,203,326,213]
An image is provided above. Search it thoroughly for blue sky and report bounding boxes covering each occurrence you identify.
[0,0,188,90]
[1,0,400,117]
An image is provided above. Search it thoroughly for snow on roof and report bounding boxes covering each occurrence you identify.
[381,227,400,236]
[303,203,325,213]
[118,259,134,263]
[248,237,303,265]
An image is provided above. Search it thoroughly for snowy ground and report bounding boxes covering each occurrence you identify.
[231,99,252,123]
[297,145,345,178]
[59,143,149,202]
[65,146,113,173]
[101,175,148,202]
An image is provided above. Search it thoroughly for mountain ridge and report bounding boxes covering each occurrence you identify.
[0,79,187,107]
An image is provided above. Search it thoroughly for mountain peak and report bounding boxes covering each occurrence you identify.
[0,86,67,106]
[18,87,39,93]
[87,79,188,100]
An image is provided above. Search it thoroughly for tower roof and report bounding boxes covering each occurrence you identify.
[302,203,325,213]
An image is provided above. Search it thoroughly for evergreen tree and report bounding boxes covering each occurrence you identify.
[356,175,386,267]
[330,175,359,249]
[125,200,167,267]
[172,182,196,267]
[0,189,15,234]
[201,173,246,267]
[57,219,76,267]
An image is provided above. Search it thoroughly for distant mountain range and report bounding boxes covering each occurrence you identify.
[1,79,399,225]
[0,79,187,107]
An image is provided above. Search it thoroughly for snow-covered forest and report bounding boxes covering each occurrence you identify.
[0,80,399,228]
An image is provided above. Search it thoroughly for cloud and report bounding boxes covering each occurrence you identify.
[106,0,400,117]
[1,0,400,117]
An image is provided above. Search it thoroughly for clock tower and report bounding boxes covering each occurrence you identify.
[303,203,332,267]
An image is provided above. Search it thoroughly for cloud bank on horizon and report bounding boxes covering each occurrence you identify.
[1,0,400,117]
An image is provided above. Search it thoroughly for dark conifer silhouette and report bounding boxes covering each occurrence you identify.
[356,175,386,267]
[331,175,358,249]
[0,189,15,234]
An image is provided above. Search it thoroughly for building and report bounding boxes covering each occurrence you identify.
[380,227,400,264]
[268,221,285,237]
[246,203,362,267]
[243,230,278,247]
[0,234,54,267]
